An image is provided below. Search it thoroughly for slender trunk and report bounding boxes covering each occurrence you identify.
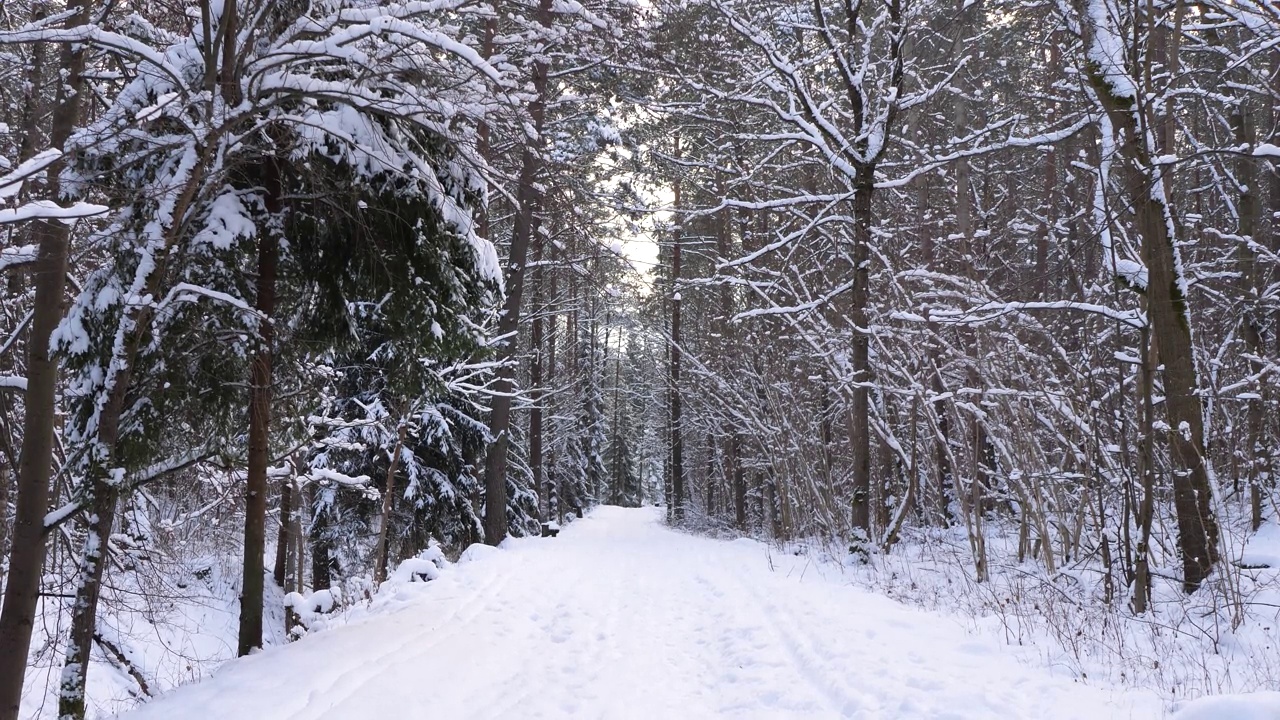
[483,0,552,545]
[669,137,685,522]
[1038,144,1056,300]
[732,435,746,529]
[283,479,298,637]
[609,347,622,505]
[546,262,559,522]
[922,178,956,526]
[59,133,216,720]
[56,484,117,720]
[1132,325,1156,613]
[373,422,408,584]
[291,479,304,592]
[1077,0,1219,592]
[273,479,292,587]
[848,174,872,537]
[705,437,715,516]
[238,202,280,656]
[0,3,93,717]
[1231,107,1266,531]
[467,18,496,533]
[950,13,994,520]
[219,0,240,106]
[0,459,8,587]
[15,4,48,163]
[309,482,332,592]
[530,239,545,521]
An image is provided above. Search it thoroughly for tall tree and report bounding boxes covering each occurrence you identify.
[0,1,94,716]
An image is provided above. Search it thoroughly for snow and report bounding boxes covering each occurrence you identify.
[0,244,37,272]
[1240,521,1280,568]
[457,543,498,564]
[0,199,109,224]
[1082,0,1137,100]
[386,545,447,585]
[1115,258,1148,291]
[1172,692,1280,720]
[1252,144,1280,158]
[0,375,27,391]
[0,149,62,199]
[118,507,1160,720]
[134,92,179,122]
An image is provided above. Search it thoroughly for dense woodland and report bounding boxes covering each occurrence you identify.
[0,0,1278,715]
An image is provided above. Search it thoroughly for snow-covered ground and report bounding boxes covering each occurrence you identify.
[118,506,1165,719]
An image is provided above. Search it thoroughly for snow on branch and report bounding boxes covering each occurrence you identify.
[0,245,38,272]
[0,375,27,392]
[0,149,63,200]
[927,301,1145,329]
[307,468,373,487]
[0,200,109,225]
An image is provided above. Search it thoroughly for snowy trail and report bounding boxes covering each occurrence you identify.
[119,507,1162,720]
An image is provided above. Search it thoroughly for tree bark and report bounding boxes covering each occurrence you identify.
[309,482,333,592]
[847,174,872,538]
[1132,325,1156,613]
[483,0,553,545]
[238,198,280,656]
[1231,107,1266,531]
[669,136,686,522]
[530,236,545,521]
[1076,0,1220,591]
[373,422,408,584]
[0,2,93,717]
[274,478,292,587]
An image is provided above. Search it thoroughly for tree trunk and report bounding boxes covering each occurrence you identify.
[609,343,623,505]
[669,136,686,522]
[309,482,333,592]
[1076,0,1220,591]
[848,174,872,538]
[58,120,218,720]
[468,17,497,537]
[1132,325,1156,613]
[238,215,280,656]
[0,459,9,589]
[1231,107,1266,532]
[274,478,292,587]
[373,422,408,585]
[530,236,546,521]
[483,0,553,545]
[291,479,304,592]
[0,2,93,717]
[732,435,746,529]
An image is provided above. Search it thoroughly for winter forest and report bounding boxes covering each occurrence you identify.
[0,0,1279,716]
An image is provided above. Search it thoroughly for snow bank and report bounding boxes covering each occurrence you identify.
[388,544,447,584]
[283,588,341,632]
[1240,522,1280,568]
[1173,692,1280,720]
[457,542,498,564]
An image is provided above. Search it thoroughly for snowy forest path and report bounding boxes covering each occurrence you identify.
[118,507,1161,720]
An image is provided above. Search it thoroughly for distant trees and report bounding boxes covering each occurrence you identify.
[635,0,1278,605]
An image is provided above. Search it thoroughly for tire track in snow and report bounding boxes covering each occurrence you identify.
[294,565,516,719]
[727,570,868,718]
[117,508,1163,720]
